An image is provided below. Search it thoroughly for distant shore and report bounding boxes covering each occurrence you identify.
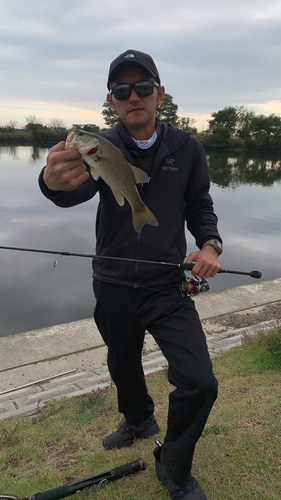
[1,131,281,152]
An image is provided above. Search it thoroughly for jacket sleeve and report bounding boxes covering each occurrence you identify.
[184,140,222,249]
[38,163,99,208]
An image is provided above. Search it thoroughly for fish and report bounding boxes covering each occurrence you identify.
[65,128,159,233]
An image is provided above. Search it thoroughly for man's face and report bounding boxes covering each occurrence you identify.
[107,66,165,135]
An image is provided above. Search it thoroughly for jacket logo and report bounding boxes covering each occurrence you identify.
[161,158,178,171]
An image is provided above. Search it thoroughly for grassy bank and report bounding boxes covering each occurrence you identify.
[0,327,280,499]
[0,130,67,145]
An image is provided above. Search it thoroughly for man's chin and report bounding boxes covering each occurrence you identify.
[125,117,149,130]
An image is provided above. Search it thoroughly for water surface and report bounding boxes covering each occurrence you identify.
[0,146,280,337]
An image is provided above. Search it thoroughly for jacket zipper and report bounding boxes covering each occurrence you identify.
[132,143,187,285]
[122,135,190,286]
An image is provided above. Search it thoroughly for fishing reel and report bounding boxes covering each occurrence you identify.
[180,273,210,297]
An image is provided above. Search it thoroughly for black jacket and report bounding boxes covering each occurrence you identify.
[38,121,222,286]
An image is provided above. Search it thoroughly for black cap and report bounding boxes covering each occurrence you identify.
[107,49,160,90]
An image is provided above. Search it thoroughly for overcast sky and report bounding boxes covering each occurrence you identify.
[1,0,281,130]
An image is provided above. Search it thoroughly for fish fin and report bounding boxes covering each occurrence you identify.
[111,188,125,206]
[97,154,111,162]
[90,166,100,180]
[131,165,149,184]
[132,205,159,233]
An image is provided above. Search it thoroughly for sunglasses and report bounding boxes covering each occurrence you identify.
[111,81,159,100]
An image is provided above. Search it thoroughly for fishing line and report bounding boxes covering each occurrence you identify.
[91,274,209,298]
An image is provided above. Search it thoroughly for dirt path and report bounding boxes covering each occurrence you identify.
[202,300,281,335]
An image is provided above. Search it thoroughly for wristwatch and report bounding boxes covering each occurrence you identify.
[202,239,223,255]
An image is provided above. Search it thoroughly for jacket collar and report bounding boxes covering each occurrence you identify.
[101,119,191,160]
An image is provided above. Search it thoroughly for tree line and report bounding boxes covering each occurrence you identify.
[102,99,281,150]
[205,106,281,150]
[1,99,281,151]
[0,116,103,144]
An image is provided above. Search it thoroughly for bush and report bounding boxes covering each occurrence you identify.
[242,324,281,356]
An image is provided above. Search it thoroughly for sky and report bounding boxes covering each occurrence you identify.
[1,0,281,131]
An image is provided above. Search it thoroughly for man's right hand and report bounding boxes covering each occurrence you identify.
[43,141,89,191]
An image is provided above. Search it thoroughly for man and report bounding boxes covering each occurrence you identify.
[39,49,222,500]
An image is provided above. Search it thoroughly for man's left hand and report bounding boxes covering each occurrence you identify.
[185,246,221,278]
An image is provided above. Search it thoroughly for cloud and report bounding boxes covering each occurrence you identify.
[249,102,281,114]
[0,99,106,128]
[1,0,281,128]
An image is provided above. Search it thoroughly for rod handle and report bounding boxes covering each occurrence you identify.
[21,460,145,500]
[180,263,262,279]
[109,459,146,480]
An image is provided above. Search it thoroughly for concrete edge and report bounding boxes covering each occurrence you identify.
[0,319,275,420]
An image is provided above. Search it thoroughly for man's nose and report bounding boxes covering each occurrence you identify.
[129,88,140,101]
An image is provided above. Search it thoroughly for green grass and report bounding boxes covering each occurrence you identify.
[0,326,280,499]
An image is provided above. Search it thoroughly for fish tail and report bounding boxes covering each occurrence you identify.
[132,205,159,233]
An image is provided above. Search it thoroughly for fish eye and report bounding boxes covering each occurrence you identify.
[78,131,86,136]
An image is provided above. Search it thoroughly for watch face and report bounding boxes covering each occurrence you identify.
[215,240,223,250]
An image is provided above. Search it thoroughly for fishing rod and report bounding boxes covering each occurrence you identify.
[0,459,145,500]
[0,245,262,279]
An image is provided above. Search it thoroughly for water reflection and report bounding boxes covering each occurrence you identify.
[0,144,50,163]
[0,146,281,337]
[30,146,49,162]
[0,144,20,160]
[207,150,281,188]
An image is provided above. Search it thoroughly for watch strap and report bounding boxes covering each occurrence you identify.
[202,239,223,255]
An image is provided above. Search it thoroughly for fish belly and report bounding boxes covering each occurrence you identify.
[88,155,159,233]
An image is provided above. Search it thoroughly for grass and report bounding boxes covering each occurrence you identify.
[0,326,280,500]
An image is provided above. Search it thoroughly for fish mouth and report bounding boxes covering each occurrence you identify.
[66,129,81,150]
[67,142,79,150]
[66,130,76,148]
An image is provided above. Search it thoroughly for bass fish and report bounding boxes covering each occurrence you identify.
[65,128,159,233]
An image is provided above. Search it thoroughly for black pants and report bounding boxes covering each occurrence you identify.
[93,280,218,491]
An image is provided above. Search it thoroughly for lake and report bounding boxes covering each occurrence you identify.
[0,145,281,337]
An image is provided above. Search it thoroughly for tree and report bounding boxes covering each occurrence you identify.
[25,115,43,128]
[208,107,238,134]
[101,101,120,128]
[25,115,43,132]
[24,115,66,143]
[177,117,197,135]
[47,118,66,132]
[208,106,257,138]
[78,124,100,133]
[208,124,231,148]
[250,114,281,148]
[156,93,179,125]
[236,107,255,138]
[24,115,44,141]
[0,120,17,133]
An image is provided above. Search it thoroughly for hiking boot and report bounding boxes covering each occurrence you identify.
[103,415,160,450]
[154,445,208,500]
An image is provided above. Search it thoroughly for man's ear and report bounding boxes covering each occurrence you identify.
[107,93,117,113]
[156,86,165,107]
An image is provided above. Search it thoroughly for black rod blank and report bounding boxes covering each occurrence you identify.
[12,459,145,500]
[0,245,262,279]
